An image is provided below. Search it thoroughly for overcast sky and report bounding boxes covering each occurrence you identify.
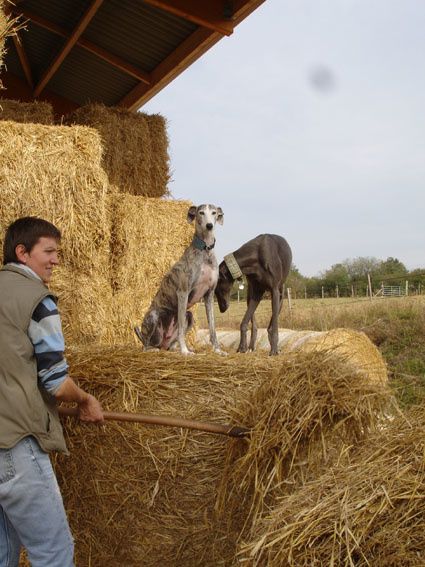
[142,0,425,277]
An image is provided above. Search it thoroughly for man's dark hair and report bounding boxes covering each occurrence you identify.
[3,217,61,264]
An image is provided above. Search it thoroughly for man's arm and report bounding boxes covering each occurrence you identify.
[29,296,103,423]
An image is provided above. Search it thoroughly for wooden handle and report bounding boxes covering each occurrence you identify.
[58,406,249,438]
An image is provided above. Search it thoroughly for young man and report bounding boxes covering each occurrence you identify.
[0,217,104,566]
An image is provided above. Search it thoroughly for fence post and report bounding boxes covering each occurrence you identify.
[287,287,292,314]
[367,273,373,300]
[405,280,409,296]
[321,286,324,299]
[336,284,339,299]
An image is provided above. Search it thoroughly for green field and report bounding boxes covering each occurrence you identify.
[197,295,425,406]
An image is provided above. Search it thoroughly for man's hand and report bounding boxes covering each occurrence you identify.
[78,394,104,423]
[54,377,104,424]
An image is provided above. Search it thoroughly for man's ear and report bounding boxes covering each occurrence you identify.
[187,205,197,224]
[15,244,28,263]
[216,207,224,225]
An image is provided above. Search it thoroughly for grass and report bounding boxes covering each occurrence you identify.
[197,295,425,406]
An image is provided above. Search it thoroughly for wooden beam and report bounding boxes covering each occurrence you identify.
[33,0,105,97]
[119,27,221,110]
[142,0,234,36]
[16,9,151,85]
[120,0,266,111]
[12,32,33,89]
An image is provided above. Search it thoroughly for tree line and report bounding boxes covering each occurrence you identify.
[287,257,425,298]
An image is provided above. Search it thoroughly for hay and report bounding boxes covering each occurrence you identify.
[50,267,113,346]
[145,113,171,196]
[0,2,24,91]
[0,98,54,124]
[52,345,391,566]
[241,406,425,566]
[108,193,193,343]
[64,104,170,197]
[213,348,393,561]
[198,328,388,384]
[0,121,110,275]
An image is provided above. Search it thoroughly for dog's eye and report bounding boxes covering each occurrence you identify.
[199,211,205,215]
[212,211,216,215]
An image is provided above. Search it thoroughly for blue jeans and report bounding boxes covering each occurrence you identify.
[0,436,74,567]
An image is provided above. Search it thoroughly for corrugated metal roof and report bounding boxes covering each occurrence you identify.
[1,0,266,113]
[48,46,138,106]
[86,0,197,72]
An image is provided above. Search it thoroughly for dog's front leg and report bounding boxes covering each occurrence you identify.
[176,289,192,355]
[205,289,226,355]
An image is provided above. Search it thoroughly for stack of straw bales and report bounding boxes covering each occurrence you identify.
[53,344,391,566]
[65,104,170,197]
[0,120,112,344]
[0,117,192,346]
[0,98,54,124]
[240,405,425,566]
[108,192,193,343]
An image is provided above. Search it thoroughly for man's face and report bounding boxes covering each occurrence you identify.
[21,237,60,283]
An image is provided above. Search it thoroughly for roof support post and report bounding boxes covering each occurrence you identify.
[12,32,33,89]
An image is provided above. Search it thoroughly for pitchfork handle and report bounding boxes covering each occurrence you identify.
[58,406,249,438]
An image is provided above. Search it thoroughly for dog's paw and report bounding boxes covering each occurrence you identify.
[180,347,195,356]
[213,348,228,356]
[180,346,195,356]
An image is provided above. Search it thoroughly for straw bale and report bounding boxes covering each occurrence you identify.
[198,327,388,384]
[65,104,170,197]
[49,267,113,346]
[240,406,425,566]
[0,98,54,124]
[52,346,392,566]
[145,113,171,196]
[109,193,193,343]
[0,121,110,275]
[213,351,392,560]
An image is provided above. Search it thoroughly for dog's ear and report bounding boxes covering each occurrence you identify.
[216,207,224,225]
[187,205,197,224]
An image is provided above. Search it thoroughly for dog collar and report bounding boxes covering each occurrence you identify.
[193,236,215,251]
[224,253,243,280]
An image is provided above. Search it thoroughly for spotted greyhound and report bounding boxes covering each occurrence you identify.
[215,234,292,355]
[134,204,224,355]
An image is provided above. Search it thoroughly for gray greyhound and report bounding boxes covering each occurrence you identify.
[215,234,292,355]
[134,204,224,355]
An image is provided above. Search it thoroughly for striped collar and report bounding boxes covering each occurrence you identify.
[223,253,243,280]
[192,235,215,251]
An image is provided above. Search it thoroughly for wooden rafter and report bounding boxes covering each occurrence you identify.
[12,32,33,89]
[142,0,234,36]
[119,27,220,110]
[120,0,266,111]
[33,0,105,97]
[16,9,151,85]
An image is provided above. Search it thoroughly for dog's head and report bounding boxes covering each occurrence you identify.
[135,309,163,349]
[187,204,224,235]
[214,261,233,313]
